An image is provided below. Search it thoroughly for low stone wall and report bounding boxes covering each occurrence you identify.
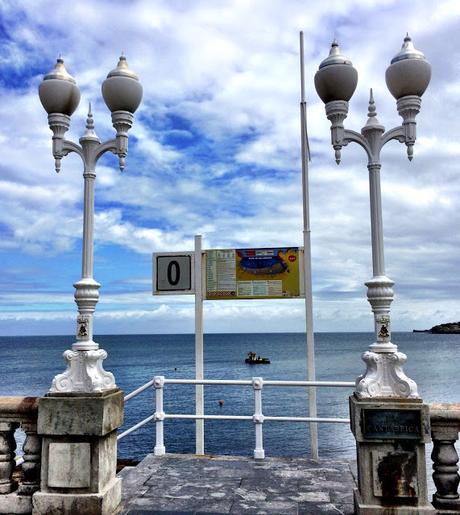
[0,395,459,514]
[0,396,40,514]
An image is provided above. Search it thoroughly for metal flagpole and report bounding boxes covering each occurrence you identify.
[195,234,204,454]
[299,31,318,459]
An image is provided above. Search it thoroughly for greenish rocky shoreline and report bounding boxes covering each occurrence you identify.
[413,321,460,334]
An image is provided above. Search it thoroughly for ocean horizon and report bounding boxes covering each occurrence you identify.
[0,331,457,460]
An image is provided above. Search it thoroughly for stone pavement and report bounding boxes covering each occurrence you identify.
[118,453,356,514]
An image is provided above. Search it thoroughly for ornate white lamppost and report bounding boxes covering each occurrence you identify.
[315,36,434,514]
[33,57,142,515]
[38,56,143,393]
[315,35,431,398]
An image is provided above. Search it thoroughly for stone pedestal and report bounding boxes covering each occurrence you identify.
[350,394,434,514]
[32,389,123,515]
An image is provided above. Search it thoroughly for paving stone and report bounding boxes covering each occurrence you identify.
[124,496,159,508]
[120,453,357,514]
[318,480,352,491]
[208,490,229,500]
[230,500,298,514]
[234,487,267,502]
[193,500,234,513]
[264,482,303,494]
[330,490,354,504]
[205,479,242,490]
[336,504,355,515]
[123,511,195,515]
[131,498,203,511]
[298,502,345,514]
[294,491,331,503]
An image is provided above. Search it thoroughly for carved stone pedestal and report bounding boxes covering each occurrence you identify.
[350,395,434,514]
[32,389,123,515]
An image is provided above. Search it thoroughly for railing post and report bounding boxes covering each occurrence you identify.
[252,377,265,460]
[430,404,460,510]
[154,376,166,456]
[0,422,17,494]
[18,421,41,495]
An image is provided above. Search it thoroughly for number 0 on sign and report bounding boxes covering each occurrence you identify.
[154,254,194,294]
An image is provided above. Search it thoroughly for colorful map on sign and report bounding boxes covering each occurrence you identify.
[205,247,300,300]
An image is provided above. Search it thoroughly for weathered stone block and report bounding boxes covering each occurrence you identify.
[34,389,123,514]
[48,442,91,488]
[0,492,34,514]
[39,432,117,494]
[37,389,123,436]
[353,488,435,514]
[33,477,121,515]
[350,395,434,514]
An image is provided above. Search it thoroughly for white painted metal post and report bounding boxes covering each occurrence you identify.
[154,376,166,455]
[253,377,265,460]
[299,31,318,459]
[195,235,205,454]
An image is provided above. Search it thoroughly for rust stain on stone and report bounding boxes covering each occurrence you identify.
[377,451,417,498]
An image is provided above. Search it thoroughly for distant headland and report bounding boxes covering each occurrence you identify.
[413,321,460,334]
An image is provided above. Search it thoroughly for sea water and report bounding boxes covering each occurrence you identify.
[0,332,457,460]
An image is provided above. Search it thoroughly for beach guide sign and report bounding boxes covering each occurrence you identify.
[206,247,301,299]
[153,247,303,299]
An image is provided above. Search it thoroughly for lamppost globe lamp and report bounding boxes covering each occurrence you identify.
[38,55,142,393]
[314,40,358,103]
[314,36,433,513]
[102,55,143,113]
[386,34,431,99]
[38,58,81,116]
[314,35,431,399]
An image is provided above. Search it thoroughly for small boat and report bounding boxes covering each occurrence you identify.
[245,352,270,364]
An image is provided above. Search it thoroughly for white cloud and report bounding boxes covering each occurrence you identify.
[0,0,459,335]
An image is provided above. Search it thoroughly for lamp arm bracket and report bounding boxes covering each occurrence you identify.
[381,126,405,148]
[343,129,372,160]
[51,139,84,174]
[60,139,84,160]
[95,139,118,163]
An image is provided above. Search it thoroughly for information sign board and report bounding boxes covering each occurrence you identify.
[205,247,301,300]
[153,253,194,294]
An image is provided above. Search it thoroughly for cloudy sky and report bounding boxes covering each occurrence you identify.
[0,0,459,336]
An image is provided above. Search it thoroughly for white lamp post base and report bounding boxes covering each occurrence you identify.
[355,350,419,399]
[50,349,116,393]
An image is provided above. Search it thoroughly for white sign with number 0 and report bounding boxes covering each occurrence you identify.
[153,253,195,295]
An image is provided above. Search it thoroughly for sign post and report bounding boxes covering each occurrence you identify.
[152,240,205,455]
[194,235,204,454]
[299,30,318,460]
[153,242,307,457]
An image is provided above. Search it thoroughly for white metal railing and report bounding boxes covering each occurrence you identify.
[118,376,355,459]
